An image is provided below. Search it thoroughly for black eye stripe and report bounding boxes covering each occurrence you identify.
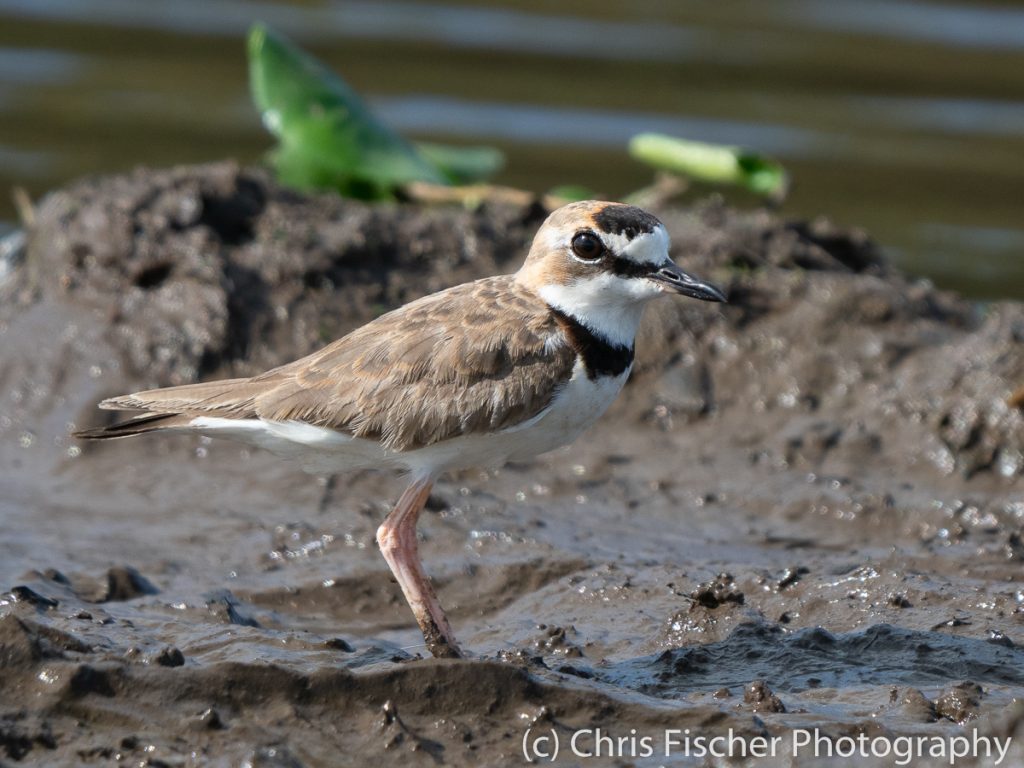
[607,256,655,278]
[567,228,661,277]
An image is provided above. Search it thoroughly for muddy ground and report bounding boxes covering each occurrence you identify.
[1,163,1023,766]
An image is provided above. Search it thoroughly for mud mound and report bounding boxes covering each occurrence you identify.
[15,162,1019,484]
[20,163,544,386]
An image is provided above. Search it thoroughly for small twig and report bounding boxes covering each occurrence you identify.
[622,173,689,209]
[1007,384,1024,410]
[401,181,570,212]
[11,187,36,228]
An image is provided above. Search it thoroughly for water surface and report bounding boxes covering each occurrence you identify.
[1,0,1023,297]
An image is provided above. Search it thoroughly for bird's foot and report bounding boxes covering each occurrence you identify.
[418,613,463,659]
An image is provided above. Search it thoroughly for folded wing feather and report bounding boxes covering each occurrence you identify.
[82,276,575,452]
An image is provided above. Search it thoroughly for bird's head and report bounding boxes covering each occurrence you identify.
[517,201,725,339]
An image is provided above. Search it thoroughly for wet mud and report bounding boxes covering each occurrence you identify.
[1,163,1023,766]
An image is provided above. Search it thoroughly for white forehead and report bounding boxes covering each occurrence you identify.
[601,225,671,265]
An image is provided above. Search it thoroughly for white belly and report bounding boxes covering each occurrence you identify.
[493,362,630,461]
[188,362,630,478]
[401,362,630,475]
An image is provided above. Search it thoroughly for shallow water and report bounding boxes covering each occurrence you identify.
[2,0,1024,297]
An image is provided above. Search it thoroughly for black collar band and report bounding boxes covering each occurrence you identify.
[550,307,634,380]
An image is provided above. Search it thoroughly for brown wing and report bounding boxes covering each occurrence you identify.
[93,276,576,451]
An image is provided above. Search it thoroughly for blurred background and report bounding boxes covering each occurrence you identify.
[1,0,1022,298]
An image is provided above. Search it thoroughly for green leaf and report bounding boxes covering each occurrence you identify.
[415,142,505,185]
[628,133,788,198]
[247,23,446,195]
[546,184,596,202]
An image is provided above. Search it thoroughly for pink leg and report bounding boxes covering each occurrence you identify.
[376,476,462,658]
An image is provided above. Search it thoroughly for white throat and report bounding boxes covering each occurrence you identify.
[538,275,653,348]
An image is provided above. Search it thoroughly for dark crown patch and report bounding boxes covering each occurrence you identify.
[592,205,661,239]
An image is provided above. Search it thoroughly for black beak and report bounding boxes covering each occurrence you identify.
[649,262,727,303]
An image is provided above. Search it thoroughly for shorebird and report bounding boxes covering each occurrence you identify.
[76,201,725,658]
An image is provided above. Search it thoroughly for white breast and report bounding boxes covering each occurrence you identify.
[498,361,630,459]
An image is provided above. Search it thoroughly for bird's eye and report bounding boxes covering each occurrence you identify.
[571,232,603,261]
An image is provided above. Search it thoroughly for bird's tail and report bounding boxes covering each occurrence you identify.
[74,376,260,440]
[74,412,192,440]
